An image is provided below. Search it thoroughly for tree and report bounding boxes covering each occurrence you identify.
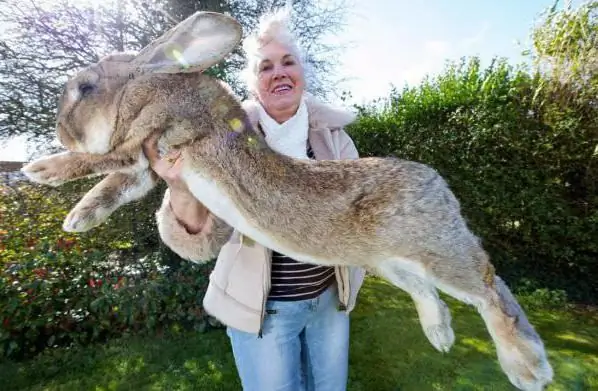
[526,0,598,104]
[0,0,170,152]
[0,0,351,156]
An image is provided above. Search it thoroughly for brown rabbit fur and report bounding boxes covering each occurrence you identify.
[22,11,553,391]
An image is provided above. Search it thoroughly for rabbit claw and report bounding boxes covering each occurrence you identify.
[21,153,75,186]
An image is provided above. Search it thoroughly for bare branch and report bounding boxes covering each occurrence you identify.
[0,0,351,155]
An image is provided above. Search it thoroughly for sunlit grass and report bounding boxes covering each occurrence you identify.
[1,276,596,391]
[348,277,598,391]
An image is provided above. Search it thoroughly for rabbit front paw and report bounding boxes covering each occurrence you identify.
[63,203,110,232]
[21,153,80,186]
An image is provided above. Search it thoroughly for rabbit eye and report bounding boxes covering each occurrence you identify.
[78,82,95,97]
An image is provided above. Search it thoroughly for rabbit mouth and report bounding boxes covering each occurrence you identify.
[57,123,78,151]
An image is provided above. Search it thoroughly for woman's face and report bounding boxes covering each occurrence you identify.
[255,40,305,121]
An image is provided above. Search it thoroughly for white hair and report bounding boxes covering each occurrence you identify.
[241,7,306,94]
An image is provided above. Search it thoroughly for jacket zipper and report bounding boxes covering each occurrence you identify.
[344,271,350,310]
[338,266,349,311]
[258,247,271,338]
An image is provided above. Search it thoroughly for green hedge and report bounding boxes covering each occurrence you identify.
[346,57,597,304]
[0,179,215,359]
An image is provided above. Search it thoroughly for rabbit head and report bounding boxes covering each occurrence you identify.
[54,11,243,154]
[55,52,134,154]
[21,11,245,232]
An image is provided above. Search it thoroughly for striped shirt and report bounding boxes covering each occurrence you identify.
[267,142,336,301]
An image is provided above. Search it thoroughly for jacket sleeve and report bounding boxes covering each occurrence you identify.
[155,188,233,263]
[338,128,360,159]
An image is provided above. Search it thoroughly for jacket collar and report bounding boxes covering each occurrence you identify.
[241,92,357,132]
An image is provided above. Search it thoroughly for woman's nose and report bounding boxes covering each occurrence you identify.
[272,64,287,79]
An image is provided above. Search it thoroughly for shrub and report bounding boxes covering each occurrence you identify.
[515,278,570,310]
[0,179,215,359]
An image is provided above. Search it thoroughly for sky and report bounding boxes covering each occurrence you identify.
[330,0,579,105]
[0,0,581,161]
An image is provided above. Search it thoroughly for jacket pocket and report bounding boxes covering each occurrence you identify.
[211,241,267,313]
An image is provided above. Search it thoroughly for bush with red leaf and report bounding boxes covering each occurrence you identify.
[1,179,215,359]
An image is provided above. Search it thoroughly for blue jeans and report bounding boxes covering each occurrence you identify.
[226,284,350,391]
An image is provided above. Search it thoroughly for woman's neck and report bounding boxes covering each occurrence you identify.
[256,96,309,160]
[265,104,299,124]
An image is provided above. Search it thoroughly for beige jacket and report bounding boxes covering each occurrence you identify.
[155,94,367,334]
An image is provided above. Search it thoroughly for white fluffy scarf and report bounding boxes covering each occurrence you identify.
[256,95,309,159]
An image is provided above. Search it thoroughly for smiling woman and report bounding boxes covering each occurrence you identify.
[241,13,307,125]
[254,45,305,122]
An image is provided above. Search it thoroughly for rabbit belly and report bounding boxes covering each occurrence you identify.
[182,168,335,266]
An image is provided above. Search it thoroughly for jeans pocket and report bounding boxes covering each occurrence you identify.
[265,299,306,319]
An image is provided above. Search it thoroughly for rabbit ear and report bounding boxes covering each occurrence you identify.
[132,11,242,74]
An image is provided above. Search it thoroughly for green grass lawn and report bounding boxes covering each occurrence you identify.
[1,277,597,391]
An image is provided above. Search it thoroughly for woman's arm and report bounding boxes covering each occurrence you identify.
[143,134,232,262]
[155,188,233,262]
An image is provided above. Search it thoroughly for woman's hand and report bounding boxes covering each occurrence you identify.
[142,133,210,234]
[142,132,186,190]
